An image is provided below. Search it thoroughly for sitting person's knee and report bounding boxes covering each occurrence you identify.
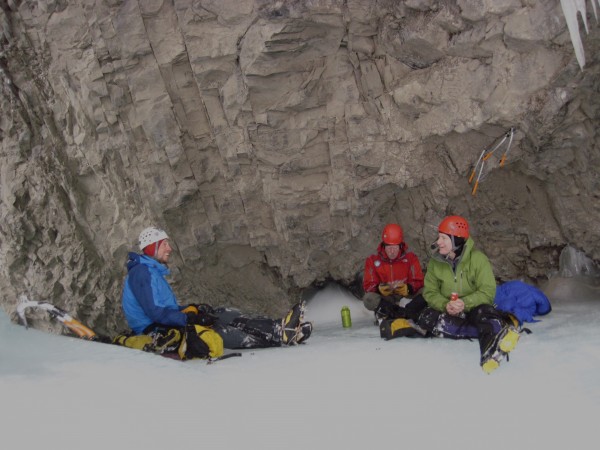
[362,292,382,311]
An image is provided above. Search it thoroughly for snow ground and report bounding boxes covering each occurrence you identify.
[1,277,599,450]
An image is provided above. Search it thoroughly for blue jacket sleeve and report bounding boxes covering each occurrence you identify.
[128,265,187,328]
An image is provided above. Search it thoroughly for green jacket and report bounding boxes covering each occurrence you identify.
[423,237,496,313]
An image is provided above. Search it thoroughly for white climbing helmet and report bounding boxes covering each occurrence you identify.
[138,227,169,251]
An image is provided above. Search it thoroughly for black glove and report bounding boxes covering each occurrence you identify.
[196,303,214,315]
[375,298,406,321]
[186,312,216,327]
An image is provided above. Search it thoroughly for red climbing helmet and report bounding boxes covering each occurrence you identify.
[382,224,403,245]
[438,216,469,238]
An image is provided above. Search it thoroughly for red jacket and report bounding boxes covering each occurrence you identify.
[363,243,424,294]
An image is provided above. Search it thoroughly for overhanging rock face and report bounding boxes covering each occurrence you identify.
[0,0,598,334]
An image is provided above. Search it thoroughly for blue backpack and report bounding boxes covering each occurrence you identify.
[494,280,552,324]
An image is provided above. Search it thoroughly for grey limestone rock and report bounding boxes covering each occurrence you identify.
[0,0,598,335]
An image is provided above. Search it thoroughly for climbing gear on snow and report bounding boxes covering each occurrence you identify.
[296,323,313,344]
[380,318,427,339]
[281,302,303,345]
[281,301,312,345]
[480,314,530,374]
[16,295,99,340]
[113,333,155,350]
[480,327,520,374]
[178,324,224,360]
[207,352,243,364]
[468,127,515,196]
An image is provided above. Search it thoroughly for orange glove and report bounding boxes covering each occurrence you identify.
[378,284,393,296]
[393,283,409,297]
[181,305,199,314]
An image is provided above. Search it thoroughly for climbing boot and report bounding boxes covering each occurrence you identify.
[481,315,522,374]
[281,302,306,346]
[380,318,427,340]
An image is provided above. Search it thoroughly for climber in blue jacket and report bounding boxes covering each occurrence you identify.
[121,226,312,350]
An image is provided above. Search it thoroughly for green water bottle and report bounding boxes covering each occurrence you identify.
[341,306,352,328]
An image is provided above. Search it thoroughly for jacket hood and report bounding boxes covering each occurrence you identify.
[126,252,170,275]
[431,237,475,266]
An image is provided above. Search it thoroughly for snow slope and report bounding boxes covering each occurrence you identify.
[1,277,599,450]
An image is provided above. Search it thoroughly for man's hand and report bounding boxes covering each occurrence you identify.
[393,283,409,297]
[195,303,214,315]
[378,283,393,296]
[186,312,216,327]
[446,298,465,316]
[182,303,214,315]
[181,304,199,314]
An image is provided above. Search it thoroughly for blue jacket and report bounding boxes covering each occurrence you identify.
[121,252,187,334]
[494,280,552,324]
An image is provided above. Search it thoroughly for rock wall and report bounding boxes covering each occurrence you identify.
[0,0,598,335]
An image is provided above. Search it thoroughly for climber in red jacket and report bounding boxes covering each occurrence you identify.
[362,223,425,322]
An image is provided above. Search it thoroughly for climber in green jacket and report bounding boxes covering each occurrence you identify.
[422,220,496,314]
[380,215,525,374]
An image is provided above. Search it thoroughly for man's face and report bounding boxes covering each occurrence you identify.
[156,240,172,264]
[384,244,400,260]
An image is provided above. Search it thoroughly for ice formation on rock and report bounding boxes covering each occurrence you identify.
[560,0,600,68]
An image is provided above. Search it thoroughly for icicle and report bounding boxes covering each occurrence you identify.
[558,245,599,278]
[560,0,600,69]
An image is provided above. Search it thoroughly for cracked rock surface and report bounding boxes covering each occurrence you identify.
[0,0,598,335]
